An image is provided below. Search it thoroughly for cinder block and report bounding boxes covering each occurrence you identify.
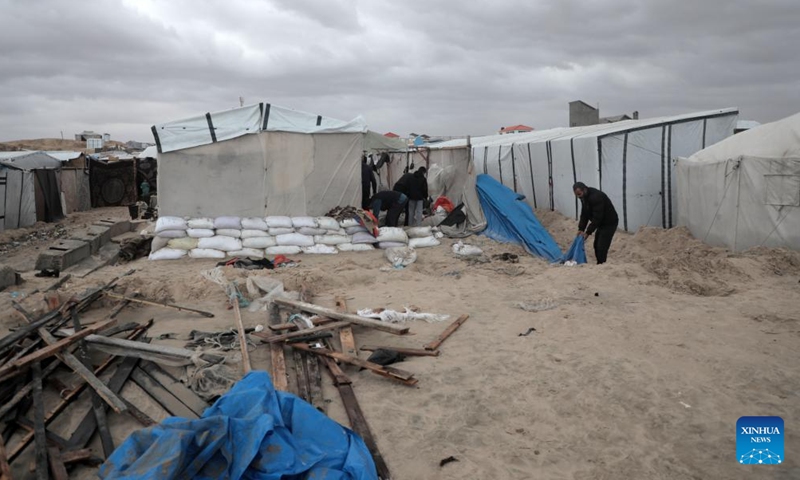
[35,239,91,271]
[0,265,18,291]
[93,219,131,239]
[70,225,110,255]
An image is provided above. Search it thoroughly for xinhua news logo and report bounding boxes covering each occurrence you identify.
[737,416,784,465]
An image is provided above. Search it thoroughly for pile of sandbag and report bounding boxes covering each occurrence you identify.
[149,215,358,260]
[403,226,441,249]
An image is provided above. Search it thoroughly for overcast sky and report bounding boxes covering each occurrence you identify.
[1,0,798,143]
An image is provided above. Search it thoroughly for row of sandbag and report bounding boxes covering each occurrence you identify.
[148,215,440,260]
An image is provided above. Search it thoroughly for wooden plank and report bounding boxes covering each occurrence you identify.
[139,361,209,417]
[105,292,215,317]
[130,367,197,419]
[0,424,11,480]
[60,448,102,465]
[291,344,417,386]
[292,349,310,402]
[254,321,349,344]
[92,393,114,458]
[423,314,469,351]
[268,304,288,391]
[82,334,225,365]
[360,345,441,357]
[31,362,48,480]
[306,354,325,412]
[13,419,71,450]
[46,447,69,480]
[0,360,60,420]
[120,397,157,427]
[268,316,335,332]
[232,296,251,374]
[273,298,409,335]
[0,318,116,378]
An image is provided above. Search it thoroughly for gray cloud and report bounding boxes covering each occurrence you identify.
[0,0,798,142]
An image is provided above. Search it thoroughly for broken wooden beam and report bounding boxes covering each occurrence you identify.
[104,292,215,317]
[360,345,440,357]
[267,303,288,391]
[59,448,103,466]
[254,321,350,344]
[268,316,335,332]
[139,361,209,417]
[92,393,115,458]
[31,362,48,480]
[0,433,11,480]
[424,314,469,351]
[130,368,198,419]
[231,294,251,374]
[82,334,225,365]
[46,447,69,480]
[291,343,417,386]
[273,298,409,335]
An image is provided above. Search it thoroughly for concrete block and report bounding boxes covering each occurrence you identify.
[129,220,149,232]
[93,219,131,239]
[35,239,91,272]
[70,225,110,255]
[0,265,19,291]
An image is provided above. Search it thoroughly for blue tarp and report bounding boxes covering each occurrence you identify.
[99,371,377,480]
[556,235,588,264]
[475,174,562,261]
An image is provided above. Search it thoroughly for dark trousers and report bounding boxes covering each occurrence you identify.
[386,200,407,227]
[593,223,617,264]
[361,183,371,209]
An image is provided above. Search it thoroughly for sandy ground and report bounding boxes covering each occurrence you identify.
[1,207,799,479]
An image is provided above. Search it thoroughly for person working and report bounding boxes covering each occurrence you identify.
[573,182,619,264]
[369,190,408,227]
[393,170,415,225]
[407,167,428,226]
[361,154,377,209]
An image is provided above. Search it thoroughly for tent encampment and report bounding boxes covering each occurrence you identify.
[428,108,739,232]
[676,112,800,251]
[152,103,406,217]
[0,151,63,232]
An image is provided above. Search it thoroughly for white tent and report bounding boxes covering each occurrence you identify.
[676,112,800,251]
[429,108,738,232]
[0,152,62,232]
[152,103,405,218]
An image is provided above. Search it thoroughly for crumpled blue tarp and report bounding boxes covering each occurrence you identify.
[99,371,377,480]
[475,174,562,261]
[556,235,588,264]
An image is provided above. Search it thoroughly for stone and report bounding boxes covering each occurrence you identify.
[35,239,91,272]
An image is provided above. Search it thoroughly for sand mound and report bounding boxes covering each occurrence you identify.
[742,246,800,276]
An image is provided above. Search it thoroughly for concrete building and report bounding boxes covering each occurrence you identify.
[499,124,534,135]
[569,100,638,127]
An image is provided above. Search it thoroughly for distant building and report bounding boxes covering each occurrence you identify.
[87,138,103,150]
[499,124,534,135]
[125,140,154,150]
[384,132,400,138]
[569,100,638,127]
[74,130,102,141]
[102,133,111,142]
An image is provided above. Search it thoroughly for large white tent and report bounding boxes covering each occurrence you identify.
[676,112,800,251]
[152,103,406,218]
[429,108,738,232]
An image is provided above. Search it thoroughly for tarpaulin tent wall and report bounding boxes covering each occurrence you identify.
[676,112,800,251]
[430,108,738,232]
[0,151,63,232]
[152,103,407,217]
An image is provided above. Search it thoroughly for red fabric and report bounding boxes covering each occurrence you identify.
[432,196,455,213]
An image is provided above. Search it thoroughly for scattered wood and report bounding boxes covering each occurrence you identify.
[291,344,417,386]
[60,448,103,466]
[83,334,225,365]
[92,393,115,458]
[268,303,288,391]
[285,332,333,344]
[360,345,440,357]
[231,294,251,374]
[273,298,409,335]
[120,397,157,427]
[44,274,72,292]
[139,361,209,417]
[31,362,48,480]
[105,292,215,317]
[424,314,469,351]
[339,327,357,358]
[0,360,60,421]
[0,426,11,480]
[292,349,311,403]
[255,321,350,344]
[268,316,335,332]
[130,368,198,419]
[46,447,69,480]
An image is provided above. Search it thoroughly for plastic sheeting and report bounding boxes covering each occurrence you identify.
[0,169,36,231]
[677,112,800,251]
[99,370,377,480]
[556,236,588,264]
[476,174,561,261]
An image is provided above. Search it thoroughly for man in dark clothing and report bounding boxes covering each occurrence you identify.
[361,155,377,209]
[393,171,415,225]
[407,167,428,226]
[370,190,408,227]
[574,182,619,264]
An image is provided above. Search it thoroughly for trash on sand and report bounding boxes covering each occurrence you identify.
[440,456,459,467]
[357,307,449,324]
[365,348,407,366]
[492,252,519,263]
[385,246,417,268]
[452,241,483,257]
[518,327,536,337]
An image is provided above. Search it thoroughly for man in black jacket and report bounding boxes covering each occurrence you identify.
[361,154,377,209]
[393,170,415,225]
[407,167,428,226]
[369,190,408,227]
[574,182,619,264]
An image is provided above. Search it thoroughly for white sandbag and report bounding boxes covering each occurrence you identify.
[243,236,277,248]
[241,229,269,239]
[155,216,187,233]
[149,248,187,261]
[302,244,339,255]
[345,225,368,235]
[331,228,348,236]
[167,237,199,250]
[216,229,242,238]
[291,216,318,228]
[214,216,241,230]
[189,248,226,259]
[228,248,265,259]
[268,228,295,236]
[452,241,483,257]
[241,217,269,231]
[384,246,417,267]
[150,236,169,253]
[352,231,378,244]
[187,228,215,238]
[265,216,293,228]
[405,226,433,239]
[339,218,360,228]
[409,236,441,248]
[316,217,340,231]
[266,245,302,255]
[378,241,408,249]
[297,227,328,236]
[197,236,243,252]
[187,217,215,229]
[337,243,375,252]
[157,230,187,239]
[314,235,351,246]
[376,227,408,244]
[276,233,314,247]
